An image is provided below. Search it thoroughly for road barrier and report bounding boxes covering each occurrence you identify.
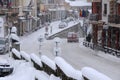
[30,53,43,70]
[11,49,112,80]
[41,55,56,76]
[83,41,120,58]
[11,48,21,60]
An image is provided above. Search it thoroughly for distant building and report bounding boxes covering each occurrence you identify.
[39,0,67,22]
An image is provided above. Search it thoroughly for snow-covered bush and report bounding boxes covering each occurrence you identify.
[81,67,112,80]
[20,51,31,62]
[30,53,43,70]
[41,55,56,75]
[55,57,83,80]
[12,48,21,59]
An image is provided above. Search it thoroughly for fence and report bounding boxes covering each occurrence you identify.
[11,48,112,80]
[83,41,120,58]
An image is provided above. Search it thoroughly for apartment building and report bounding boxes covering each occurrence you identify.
[88,0,120,57]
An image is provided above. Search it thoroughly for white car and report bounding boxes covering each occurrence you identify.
[59,22,68,29]
[0,58,14,77]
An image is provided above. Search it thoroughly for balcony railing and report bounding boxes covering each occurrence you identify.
[108,15,120,24]
[89,14,99,21]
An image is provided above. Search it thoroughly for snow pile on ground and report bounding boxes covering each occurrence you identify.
[49,74,61,80]
[35,70,49,80]
[55,57,83,80]
[0,60,35,80]
[81,67,112,80]
[41,55,56,70]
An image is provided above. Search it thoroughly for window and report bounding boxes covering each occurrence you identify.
[48,0,54,4]
[104,4,107,15]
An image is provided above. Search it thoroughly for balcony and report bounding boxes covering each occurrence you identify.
[108,15,120,24]
[89,14,99,21]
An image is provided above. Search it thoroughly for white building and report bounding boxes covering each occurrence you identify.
[40,0,67,21]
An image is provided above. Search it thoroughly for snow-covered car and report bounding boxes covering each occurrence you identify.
[0,38,9,54]
[59,22,68,29]
[66,17,74,22]
[67,32,79,42]
[0,58,13,77]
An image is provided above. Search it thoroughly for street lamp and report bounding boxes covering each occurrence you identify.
[54,37,61,56]
[38,35,44,56]
[8,27,12,58]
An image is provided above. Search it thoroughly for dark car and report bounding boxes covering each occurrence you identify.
[67,32,79,42]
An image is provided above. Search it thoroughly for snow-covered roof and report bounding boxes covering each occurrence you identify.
[55,57,82,80]
[11,34,20,42]
[30,53,42,67]
[20,51,31,61]
[65,0,92,7]
[12,48,21,58]
[41,55,56,70]
[81,67,112,80]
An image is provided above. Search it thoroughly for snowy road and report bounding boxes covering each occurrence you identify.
[20,21,120,80]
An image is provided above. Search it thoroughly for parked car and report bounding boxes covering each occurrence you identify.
[67,32,79,42]
[59,22,68,29]
[0,38,9,54]
[0,58,14,77]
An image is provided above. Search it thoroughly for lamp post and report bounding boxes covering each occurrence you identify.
[8,27,12,58]
[54,37,61,56]
[38,35,44,56]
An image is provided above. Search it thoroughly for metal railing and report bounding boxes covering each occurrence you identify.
[108,14,120,24]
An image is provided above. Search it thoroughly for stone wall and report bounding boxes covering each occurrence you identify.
[47,22,84,40]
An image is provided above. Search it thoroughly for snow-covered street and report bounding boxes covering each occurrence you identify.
[20,21,120,80]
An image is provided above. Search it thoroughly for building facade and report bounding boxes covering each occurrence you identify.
[39,0,67,23]
[87,0,120,57]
